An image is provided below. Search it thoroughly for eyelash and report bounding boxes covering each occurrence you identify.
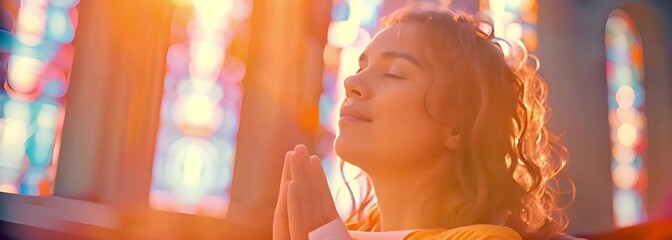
[384,73,404,79]
[356,66,404,79]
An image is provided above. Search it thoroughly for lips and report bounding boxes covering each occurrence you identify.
[339,106,372,122]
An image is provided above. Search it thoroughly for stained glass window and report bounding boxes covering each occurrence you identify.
[0,0,80,196]
[149,0,251,217]
[605,9,647,227]
[480,0,538,52]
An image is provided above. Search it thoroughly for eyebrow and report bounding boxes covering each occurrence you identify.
[359,51,423,69]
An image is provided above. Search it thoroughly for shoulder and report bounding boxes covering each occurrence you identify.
[404,224,522,240]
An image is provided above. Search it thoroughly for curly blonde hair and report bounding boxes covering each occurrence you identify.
[342,6,572,240]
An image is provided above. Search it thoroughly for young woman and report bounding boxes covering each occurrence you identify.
[274,5,571,240]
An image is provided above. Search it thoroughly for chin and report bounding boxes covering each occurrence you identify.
[334,134,368,169]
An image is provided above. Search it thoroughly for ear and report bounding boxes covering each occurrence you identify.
[444,127,461,150]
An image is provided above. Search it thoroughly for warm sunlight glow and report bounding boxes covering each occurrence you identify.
[184,95,216,127]
[506,21,523,40]
[190,41,225,79]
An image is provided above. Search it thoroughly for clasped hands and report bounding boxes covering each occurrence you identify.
[273,145,348,240]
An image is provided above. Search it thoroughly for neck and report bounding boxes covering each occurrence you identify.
[367,155,459,231]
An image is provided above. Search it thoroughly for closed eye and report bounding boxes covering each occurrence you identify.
[384,73,404,79]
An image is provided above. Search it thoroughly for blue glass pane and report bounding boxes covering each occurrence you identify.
[46,7,75,44]
[331,2,350,21]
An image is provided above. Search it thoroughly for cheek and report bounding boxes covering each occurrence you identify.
[374,113,444,154]
[335,83,447,168]
[370,92,446,159]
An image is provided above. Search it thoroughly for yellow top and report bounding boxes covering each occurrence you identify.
[404,225,522,240]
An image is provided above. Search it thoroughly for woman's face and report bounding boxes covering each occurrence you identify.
[334,23,451,173]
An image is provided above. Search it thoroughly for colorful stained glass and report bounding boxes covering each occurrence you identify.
[480,0,538,52]
[606,9,647,227]
[0,1,79,196]
[149,0,251,217]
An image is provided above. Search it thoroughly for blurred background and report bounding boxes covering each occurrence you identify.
[0,0,670,239]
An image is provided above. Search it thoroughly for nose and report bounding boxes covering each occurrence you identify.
[343,74,367,99]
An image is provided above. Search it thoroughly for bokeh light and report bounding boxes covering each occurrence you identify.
[606,9,647,227]
[481,0,538,52]
[612,163,639,189]
[46,7,75,44]
[616,123,637,147]
[615,85,635,108]
[0,0,79,195]
[150,0,250,217]
[15,5,47,46]
[8,55,44,94]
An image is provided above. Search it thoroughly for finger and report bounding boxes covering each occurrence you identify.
[309,156,339,220]
[274,151,293,240]
[273,181,291,240]
[289,146,315,223]
[290,146,308,183]
[287,181,308,240]
[309,155,329,192]
[280,151,292,187]
[294,145,317,187]
[309,156,332,200]
[274,181,290,218]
